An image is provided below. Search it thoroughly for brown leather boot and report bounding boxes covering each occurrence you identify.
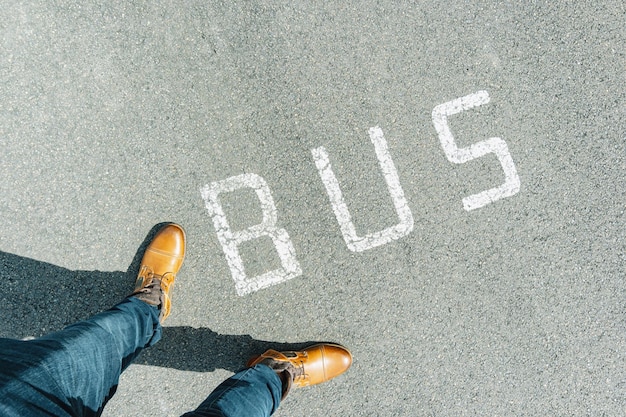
[248,344,353,399]
[131,223,185,322]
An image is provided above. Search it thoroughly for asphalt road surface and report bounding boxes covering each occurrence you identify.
[1,1,625,416]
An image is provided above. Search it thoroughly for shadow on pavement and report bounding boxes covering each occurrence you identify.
[0,224,315,374]
[137,328,315,373]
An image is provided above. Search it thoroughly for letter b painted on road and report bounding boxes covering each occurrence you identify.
[201,174,302,296]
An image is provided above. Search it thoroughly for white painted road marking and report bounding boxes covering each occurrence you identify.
[204,91,521,294]
[201,173,302,296]
[432,90,521,211]
[312,126,414,252]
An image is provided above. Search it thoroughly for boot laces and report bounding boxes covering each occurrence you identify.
[139,267,174,290]
[134,267,176,309]
[284,352,307,382]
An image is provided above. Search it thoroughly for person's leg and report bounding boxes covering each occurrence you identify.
[181,364,283,417]
[182,344,353,417]
[0,297,161,417]
[0,223,186,417]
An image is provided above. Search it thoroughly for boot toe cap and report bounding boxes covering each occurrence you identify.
[320,344,353,380]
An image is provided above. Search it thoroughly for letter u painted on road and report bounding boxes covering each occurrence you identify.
[201,174,302,296]
[312,126,414,252]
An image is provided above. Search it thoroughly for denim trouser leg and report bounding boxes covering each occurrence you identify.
[182,364,283,417]
[0,297,161,417]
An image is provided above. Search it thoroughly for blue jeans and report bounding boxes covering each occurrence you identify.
[0,297,282,417]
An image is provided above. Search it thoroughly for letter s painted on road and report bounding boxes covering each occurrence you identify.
[432,91,521,211]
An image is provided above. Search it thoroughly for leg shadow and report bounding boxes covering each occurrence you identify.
[0,251,131,338]
[137,327,317,373]
[0,223,174,338]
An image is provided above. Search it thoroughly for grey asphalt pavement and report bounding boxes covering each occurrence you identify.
[1,1,625,416]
